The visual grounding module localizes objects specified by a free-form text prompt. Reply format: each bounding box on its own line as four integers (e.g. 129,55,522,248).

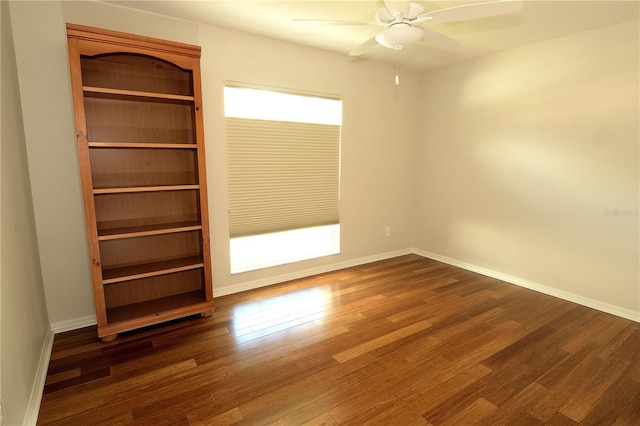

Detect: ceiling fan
294,0,523,56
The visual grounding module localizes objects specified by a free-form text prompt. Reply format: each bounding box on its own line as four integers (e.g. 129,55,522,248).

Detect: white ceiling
106,1,639,71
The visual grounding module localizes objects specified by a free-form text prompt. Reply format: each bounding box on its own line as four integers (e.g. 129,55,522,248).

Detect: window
224,82,342,273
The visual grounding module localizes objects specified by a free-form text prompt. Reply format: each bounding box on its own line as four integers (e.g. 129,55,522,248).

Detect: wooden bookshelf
67,24,214,342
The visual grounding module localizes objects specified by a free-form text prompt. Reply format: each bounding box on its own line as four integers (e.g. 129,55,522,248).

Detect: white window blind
225,83,342,238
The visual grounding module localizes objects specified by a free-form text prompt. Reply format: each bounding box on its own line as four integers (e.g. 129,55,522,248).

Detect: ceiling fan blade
384,0,411,17
418,0,523,25
421,28,460,50
293,19,379,26
349,37,379,56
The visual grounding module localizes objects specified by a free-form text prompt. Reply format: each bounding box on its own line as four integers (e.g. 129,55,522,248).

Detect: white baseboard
23,328,55,426
214,248,413,297
413,248,640,323
50,314,97,334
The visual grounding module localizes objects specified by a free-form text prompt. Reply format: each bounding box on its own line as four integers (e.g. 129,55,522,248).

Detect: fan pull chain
395,47,400,86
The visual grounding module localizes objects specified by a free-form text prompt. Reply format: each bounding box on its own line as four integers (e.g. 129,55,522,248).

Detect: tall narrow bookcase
66,24,214,342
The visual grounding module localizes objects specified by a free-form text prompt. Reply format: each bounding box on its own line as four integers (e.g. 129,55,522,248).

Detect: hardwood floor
38,255,640,425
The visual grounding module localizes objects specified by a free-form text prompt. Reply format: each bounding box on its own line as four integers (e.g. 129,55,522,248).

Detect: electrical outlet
385,227,391,237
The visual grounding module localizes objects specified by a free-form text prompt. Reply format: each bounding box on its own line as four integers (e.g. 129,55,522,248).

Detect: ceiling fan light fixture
375,25,423,50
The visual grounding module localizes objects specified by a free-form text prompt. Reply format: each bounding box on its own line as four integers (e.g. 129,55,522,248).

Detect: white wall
10,0,420,329
1,2,52,424
415,19,639,319
8,0,95,331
